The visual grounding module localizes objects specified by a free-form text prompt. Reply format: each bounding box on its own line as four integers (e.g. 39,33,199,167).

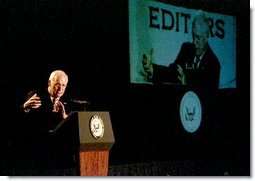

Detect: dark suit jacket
152,42,221,93
17,90,77,169
21,90,66,137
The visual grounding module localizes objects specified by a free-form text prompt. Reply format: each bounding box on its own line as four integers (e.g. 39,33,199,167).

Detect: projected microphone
70,99,90,105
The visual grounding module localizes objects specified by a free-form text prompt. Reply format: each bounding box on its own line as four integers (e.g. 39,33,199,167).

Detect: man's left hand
54,101,68,119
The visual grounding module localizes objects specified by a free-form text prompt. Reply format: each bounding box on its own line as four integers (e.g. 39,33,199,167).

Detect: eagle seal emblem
180,91,202,133
90,115,105,139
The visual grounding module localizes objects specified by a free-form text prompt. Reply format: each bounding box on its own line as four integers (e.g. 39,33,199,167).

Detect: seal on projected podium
180,91,202,133
90,115,105,139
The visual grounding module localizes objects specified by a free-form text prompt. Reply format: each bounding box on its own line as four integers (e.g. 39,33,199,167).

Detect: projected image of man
142,10,221,93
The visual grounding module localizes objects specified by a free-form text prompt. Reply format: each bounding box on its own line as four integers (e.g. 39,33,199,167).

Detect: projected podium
51,111,115,176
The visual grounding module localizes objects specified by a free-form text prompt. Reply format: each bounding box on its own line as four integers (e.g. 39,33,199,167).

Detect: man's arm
142,48,181,84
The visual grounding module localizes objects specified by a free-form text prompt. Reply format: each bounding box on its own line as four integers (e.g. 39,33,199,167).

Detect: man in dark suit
21,70,69,136
142,10,221,94
16,70,77,173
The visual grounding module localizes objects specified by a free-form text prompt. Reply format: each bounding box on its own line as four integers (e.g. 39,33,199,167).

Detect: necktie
194,56,201,70
52,98,59,112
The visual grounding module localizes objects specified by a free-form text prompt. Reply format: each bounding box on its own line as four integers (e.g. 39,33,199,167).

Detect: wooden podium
50,111,115,176
77,111,115,176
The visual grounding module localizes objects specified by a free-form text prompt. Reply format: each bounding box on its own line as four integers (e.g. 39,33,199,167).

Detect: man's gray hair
49,70,68,82
192,10,210,30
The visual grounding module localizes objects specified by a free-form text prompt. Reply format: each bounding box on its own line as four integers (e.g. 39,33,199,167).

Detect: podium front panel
78,111,115,151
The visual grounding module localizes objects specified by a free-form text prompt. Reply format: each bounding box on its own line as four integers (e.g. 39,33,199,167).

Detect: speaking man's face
192,23,209,56
48,75,68,99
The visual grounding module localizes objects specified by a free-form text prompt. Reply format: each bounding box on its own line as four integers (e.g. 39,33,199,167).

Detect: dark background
0,0,250,175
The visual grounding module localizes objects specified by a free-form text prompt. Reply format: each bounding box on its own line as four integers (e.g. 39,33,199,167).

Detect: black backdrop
0,0,250,172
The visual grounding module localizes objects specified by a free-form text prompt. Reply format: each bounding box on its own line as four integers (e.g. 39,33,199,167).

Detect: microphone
70,99,90,105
